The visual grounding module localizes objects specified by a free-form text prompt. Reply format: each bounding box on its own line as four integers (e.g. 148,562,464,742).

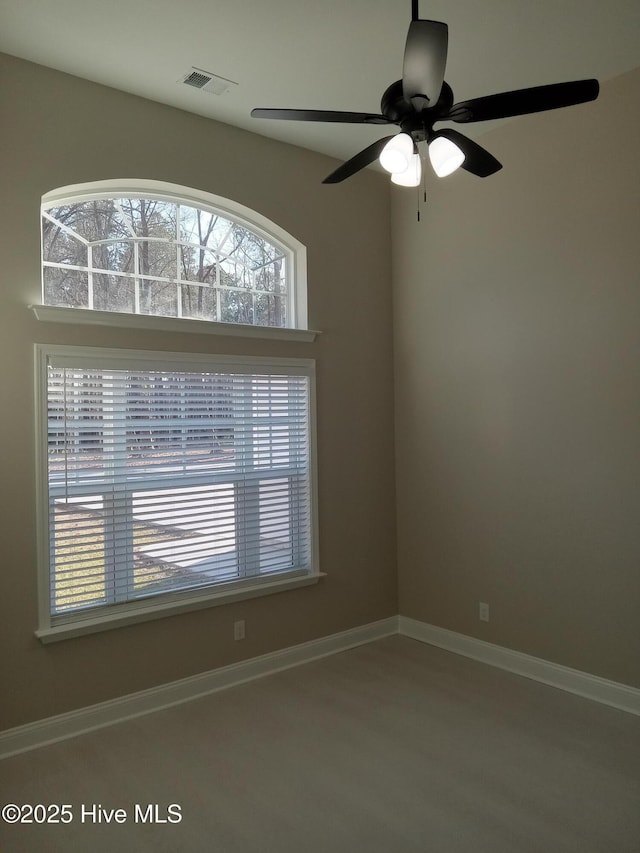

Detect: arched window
41,180,307,330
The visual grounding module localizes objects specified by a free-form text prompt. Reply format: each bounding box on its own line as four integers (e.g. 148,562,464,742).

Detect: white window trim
40,178,311,333
30,304,319,342
34,345,321,643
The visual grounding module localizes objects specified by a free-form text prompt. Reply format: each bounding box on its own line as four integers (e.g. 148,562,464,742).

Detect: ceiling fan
251,1,599,187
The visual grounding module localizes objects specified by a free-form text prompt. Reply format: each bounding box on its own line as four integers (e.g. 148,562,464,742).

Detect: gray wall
393,67,640,688
0,53,397,729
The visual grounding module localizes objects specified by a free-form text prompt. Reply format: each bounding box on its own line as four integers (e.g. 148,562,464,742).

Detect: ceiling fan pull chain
416,145,426,221
422,147,427,204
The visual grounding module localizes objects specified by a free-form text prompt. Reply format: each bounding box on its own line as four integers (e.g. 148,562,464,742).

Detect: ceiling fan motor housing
381,79,455,141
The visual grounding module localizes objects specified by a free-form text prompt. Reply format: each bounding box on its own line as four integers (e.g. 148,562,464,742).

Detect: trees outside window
43,195,290,328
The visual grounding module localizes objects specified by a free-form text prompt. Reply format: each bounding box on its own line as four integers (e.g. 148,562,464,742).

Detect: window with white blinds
35,346,317,633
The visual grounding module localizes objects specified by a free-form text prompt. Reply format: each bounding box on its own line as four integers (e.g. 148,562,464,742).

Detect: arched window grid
41,184,305,330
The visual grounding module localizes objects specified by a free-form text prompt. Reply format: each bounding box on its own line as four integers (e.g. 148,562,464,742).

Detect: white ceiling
2,0,640,166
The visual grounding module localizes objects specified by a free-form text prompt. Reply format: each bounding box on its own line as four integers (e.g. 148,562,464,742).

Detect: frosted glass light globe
379,133,414,174
429,136,465,177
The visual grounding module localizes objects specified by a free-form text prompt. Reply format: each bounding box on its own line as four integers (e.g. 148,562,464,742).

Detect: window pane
139,240,177,279
43,267,89,308
254,260,284,293
180,246,217,284
259,479,294,571
181,283,217,320
92,241,134,274
133,522,201,595
52,498,106,613
116,199,177,239
179,205,219,247
50,200,126,242
220,257,252,290
132,484,239,585
220,290,253,325
125,372,236,474
47,370,106,484
238,232,283,268
254,293,286,328
42,220,88,267
138,279,178,317
93,274,135,313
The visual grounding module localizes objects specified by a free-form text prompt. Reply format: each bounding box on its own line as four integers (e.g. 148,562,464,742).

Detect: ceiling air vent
179,68,237,96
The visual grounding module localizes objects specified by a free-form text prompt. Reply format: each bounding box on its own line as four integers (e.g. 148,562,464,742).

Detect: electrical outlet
233,619,245,641
479,602,490,623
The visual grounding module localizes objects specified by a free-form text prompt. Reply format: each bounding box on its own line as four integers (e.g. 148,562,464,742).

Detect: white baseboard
0,617,398,760
3,614,637,760
399,616,640,717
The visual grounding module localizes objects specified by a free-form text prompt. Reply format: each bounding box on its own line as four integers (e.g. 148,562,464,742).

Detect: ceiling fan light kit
391,152,422,187
379,133,414,174
251,1,599,193
428,135,465,177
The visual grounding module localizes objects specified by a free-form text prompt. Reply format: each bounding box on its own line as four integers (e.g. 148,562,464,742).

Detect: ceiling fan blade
434,129,502,177
251,108,391,125
446,79,599,123
402,20,448,108
323,136,395,184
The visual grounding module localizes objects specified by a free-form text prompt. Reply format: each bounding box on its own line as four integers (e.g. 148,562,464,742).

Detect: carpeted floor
1,635,639,852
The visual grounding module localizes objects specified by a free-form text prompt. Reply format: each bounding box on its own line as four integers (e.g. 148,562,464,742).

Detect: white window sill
30,305,320,343
36,572,325,644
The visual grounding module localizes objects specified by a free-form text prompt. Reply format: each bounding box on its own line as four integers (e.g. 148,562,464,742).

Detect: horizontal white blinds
46,355,312,617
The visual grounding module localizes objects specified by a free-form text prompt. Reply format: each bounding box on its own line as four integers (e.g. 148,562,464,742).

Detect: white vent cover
179,68,237,96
